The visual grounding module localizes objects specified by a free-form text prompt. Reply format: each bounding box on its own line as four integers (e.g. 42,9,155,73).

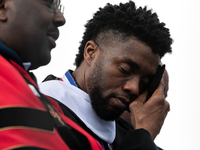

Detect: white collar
39,72,116,143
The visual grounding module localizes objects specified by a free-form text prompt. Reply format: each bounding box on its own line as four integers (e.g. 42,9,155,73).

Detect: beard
87,62,123,121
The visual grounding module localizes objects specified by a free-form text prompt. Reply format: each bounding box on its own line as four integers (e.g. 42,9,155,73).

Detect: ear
84,40,99,66
0,0,7,21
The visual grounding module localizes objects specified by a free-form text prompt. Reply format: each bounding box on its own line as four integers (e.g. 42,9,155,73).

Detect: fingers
163,69,169,97
165,99,170,113
129,77,165,111
128,76,170,140
132,71,166,106
131,90,148,104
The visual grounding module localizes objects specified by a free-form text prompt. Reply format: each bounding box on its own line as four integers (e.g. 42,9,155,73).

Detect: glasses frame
0,0,64,14
52,0,64,14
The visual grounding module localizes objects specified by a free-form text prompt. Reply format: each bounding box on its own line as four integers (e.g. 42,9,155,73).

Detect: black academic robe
43,75,159,150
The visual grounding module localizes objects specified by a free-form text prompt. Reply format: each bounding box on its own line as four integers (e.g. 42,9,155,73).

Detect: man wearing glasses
0,0,103,149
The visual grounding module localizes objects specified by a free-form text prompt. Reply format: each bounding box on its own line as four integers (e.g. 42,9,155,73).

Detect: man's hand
129,77,170,140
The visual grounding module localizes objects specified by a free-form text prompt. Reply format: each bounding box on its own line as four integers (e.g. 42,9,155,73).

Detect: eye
119,64,131,75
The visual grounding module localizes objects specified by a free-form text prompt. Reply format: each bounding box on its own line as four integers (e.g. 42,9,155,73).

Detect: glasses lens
56,0,60,8
53,0,64,14
58,5,64,14
52,0,57,11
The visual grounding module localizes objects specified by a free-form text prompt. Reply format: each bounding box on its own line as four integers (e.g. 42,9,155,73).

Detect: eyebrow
122,57,140,69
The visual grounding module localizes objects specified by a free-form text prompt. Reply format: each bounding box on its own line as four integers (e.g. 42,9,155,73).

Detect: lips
47,30,59,48
114,96,130,109
116,96,130,105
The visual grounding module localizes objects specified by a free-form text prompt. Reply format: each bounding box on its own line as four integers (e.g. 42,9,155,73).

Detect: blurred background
33,0,200,149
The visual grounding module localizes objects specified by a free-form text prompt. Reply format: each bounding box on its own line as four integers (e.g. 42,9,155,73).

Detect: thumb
129,91,147,111
135,90,148,103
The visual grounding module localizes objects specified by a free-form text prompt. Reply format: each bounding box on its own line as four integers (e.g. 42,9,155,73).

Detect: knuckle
129,100,139,107
164,100,170,111
154,94,165,105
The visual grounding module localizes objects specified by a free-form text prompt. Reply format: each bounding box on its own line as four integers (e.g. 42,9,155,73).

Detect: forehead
98,37,160,74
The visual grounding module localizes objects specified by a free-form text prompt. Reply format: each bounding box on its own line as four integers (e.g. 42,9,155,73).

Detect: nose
53,10,66,27
123,78,140,97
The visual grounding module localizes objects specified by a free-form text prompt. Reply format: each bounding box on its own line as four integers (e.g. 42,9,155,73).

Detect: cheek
100,76,125,98
100,67,127,91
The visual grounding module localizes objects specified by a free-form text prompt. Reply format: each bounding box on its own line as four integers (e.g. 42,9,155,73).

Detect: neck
72,67,88,93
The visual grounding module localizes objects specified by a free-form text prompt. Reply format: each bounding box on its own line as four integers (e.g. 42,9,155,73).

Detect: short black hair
75,1,173,67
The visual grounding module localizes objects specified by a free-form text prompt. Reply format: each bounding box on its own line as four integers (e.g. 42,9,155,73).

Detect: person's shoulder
0,55,45,108
0,55,18,78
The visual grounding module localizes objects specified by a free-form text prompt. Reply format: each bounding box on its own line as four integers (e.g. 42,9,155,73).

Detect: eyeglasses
50,0,65,14
57,4,64,14
0,0,64,14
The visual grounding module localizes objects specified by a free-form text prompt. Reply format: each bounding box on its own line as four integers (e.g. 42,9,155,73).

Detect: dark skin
73,37,170,140
120,69,169,124
120,69,170,139
0,0,65,70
